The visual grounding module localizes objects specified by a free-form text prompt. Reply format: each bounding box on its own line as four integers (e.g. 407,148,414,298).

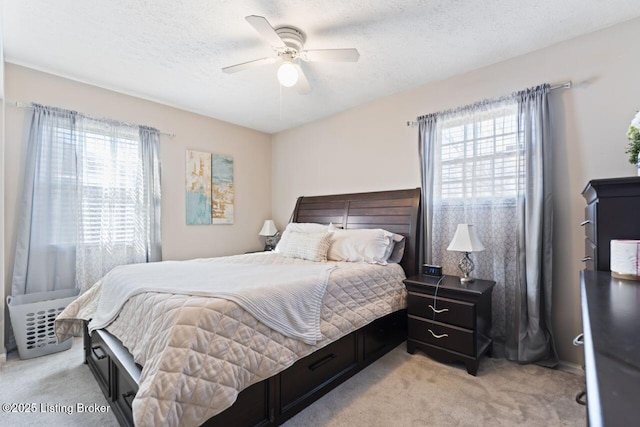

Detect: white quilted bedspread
55,252,407,427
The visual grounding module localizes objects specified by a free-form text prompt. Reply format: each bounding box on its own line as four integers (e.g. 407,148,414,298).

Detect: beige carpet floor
283,346,586,427
0,338,585,426
0,338,118,426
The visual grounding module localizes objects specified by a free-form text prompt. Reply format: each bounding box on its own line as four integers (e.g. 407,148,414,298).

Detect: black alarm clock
422,264,443,277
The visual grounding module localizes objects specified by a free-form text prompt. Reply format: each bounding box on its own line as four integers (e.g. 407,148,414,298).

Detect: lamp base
265,233,280,251
457,252,475,284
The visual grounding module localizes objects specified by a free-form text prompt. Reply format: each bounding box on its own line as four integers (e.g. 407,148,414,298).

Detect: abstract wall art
211,154,234,224
186,150,212,225
185,150,234,225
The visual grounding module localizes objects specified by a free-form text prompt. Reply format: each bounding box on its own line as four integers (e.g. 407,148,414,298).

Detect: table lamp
446,224,485,283
259,220,279,251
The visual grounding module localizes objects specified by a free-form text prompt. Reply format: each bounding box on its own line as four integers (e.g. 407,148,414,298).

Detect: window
44,122,142,247
430,101,522,347
78,124,142,245
419,84,556,362
13,104,161,294
436,104,523,202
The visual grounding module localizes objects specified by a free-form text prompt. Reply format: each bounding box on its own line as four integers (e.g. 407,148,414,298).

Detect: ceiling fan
222,15,360,94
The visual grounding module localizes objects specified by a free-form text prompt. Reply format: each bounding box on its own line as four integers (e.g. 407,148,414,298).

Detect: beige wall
272,17,640,365
3,64,272,347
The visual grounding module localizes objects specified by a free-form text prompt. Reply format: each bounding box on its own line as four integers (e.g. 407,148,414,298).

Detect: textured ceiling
3,1,640,134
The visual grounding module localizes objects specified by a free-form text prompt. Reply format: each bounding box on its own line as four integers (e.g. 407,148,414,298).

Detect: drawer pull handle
581,256,592,262
308,353,337,371
91,345,107,360
573,333,584,346
428,305,449,314
428,329,448,339
121,391,135,411
580,220,592,227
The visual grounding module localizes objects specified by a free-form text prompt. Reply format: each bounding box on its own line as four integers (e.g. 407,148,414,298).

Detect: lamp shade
259,220,278,236
446,224,485,253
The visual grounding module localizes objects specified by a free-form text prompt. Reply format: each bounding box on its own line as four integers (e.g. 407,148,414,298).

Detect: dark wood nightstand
404,274,495,375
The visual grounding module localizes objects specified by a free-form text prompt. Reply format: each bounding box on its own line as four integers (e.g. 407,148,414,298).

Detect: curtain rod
405,80,572,128
6,101,176,138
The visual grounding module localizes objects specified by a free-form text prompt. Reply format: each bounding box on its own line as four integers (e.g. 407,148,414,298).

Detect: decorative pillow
327,227,400,265
275,223,330,253
280,231,332,262
387,237,406,264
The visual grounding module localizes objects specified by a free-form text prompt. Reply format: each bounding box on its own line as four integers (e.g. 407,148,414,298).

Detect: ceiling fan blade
222,57,278,74
294,64,311,94
302,48,360,62
245,15,286,48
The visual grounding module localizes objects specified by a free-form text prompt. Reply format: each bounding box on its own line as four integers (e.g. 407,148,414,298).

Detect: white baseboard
557,360,584,376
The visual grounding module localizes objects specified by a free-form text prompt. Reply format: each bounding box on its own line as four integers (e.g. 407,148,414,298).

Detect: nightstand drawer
408,316,474,356
407,292,474,329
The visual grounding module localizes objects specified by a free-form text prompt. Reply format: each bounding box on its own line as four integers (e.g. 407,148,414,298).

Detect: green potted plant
626,111,640,175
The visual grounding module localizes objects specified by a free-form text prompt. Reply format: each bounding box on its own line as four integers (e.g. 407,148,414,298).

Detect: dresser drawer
87,331,110,397
407,292,474,329
280,332,357,408
583,203,597,243
584,239,596,271
408,316,474,356
114,365,138,423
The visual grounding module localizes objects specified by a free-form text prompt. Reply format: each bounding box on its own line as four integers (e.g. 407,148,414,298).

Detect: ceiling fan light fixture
277,61,299,87
223,16,359,94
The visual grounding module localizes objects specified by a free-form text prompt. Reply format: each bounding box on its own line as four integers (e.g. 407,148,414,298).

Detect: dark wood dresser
580,177,640,426
581,177,640,271
580,270,640,426
404,275,495,376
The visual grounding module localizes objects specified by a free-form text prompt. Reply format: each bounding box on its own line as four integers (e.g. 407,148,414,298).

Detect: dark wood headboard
291,188,421,277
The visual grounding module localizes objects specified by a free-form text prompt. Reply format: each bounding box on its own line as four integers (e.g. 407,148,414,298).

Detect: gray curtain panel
11,105,79,295
508,84,558,366
417,84,557,365
12,104,162,296
418,113,438,266
139,126,163,263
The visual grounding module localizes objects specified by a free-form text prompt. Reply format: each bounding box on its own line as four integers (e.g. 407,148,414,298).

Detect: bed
56,188,421,427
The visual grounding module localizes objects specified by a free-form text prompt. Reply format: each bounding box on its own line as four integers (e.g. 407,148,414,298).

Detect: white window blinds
437,104,523,201
77,124,141,245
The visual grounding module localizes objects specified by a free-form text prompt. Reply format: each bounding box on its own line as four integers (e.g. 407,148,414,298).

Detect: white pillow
275,223,330,253
279,231,332,262
327,227,400,265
